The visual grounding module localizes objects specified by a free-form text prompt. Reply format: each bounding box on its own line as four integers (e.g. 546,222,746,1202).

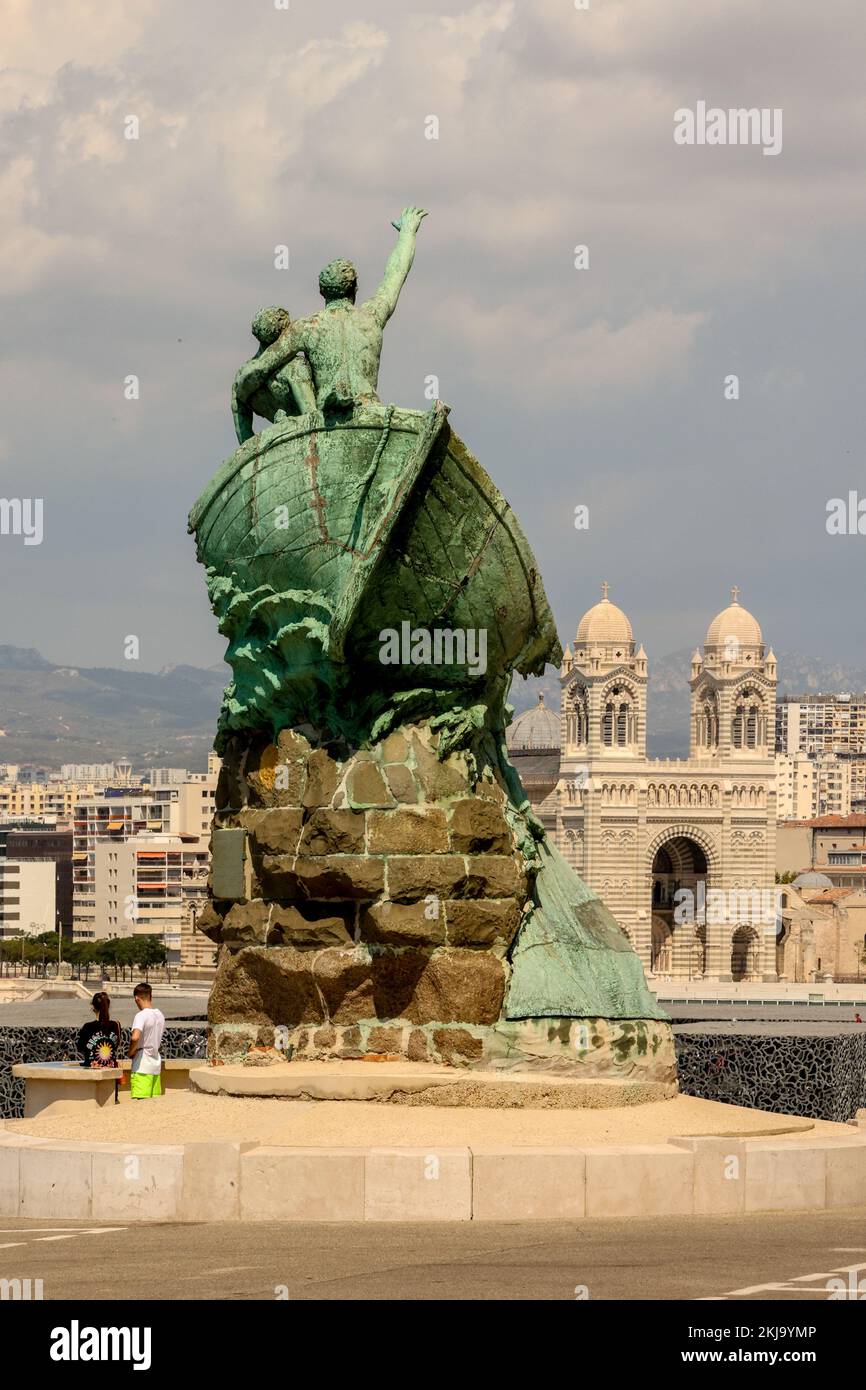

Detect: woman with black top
77,992,122,1068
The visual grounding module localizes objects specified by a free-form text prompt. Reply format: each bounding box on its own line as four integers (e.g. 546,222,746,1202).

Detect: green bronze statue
233,205,428,432
189,205,674,1082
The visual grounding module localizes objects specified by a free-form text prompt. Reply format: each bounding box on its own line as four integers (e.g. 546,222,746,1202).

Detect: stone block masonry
202,722,675,1082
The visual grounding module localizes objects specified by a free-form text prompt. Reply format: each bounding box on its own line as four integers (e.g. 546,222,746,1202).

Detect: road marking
0,1227,125,1235
33,1228,127,1241
708,1259,866,1300
0,1227,126,1248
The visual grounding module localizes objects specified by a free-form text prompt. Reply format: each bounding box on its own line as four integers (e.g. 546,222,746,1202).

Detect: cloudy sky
1,0,863,676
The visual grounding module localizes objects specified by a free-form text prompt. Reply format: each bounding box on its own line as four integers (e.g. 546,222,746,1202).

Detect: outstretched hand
394,206,428,235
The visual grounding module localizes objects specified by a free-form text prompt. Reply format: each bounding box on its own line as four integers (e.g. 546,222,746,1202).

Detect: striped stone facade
554,587,778,983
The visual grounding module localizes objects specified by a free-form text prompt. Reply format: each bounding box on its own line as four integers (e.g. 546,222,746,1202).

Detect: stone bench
12,1063,123,1118
13,1059,203,1117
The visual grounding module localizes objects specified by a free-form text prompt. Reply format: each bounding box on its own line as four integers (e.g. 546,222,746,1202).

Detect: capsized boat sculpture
189,398,669,1030
189,399,560,754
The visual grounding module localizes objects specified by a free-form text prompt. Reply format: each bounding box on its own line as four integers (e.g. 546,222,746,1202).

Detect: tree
134,935,165,978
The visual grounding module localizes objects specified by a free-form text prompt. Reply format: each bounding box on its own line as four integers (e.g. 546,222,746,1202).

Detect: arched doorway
651,836,708,978
731,925,759,982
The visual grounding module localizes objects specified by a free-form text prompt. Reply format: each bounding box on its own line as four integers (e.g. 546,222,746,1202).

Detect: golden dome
705,588,762,648
576,583,633,645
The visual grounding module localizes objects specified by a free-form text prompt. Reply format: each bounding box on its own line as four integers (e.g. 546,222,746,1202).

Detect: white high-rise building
776,753,816,820
94,834,210,963
73,761,219,942
0,859,56,939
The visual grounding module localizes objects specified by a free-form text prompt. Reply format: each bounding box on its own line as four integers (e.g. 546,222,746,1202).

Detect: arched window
602,704,614,746
566,686,588,747
734,687,765,750
602,684,635,747
697,693,719,748
616,703,628,745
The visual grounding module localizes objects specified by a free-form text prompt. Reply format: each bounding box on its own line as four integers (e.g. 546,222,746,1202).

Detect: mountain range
0,646,228,770
1,644,864,769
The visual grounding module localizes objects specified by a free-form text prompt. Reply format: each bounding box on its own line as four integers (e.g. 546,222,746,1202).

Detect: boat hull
189,403,562,744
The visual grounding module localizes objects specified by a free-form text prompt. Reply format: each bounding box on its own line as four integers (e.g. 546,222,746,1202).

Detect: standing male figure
128,982,166,1100
232,206,428,428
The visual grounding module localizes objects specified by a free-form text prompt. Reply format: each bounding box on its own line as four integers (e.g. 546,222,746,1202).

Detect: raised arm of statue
366,206,428,325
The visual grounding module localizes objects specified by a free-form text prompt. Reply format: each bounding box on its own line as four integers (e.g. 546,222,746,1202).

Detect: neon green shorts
130,1071,163,1099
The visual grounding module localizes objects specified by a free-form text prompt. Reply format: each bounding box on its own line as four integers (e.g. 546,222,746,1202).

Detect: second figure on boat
231,205,428,439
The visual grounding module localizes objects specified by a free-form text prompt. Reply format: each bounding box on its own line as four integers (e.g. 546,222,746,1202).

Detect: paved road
2,1209,865,1301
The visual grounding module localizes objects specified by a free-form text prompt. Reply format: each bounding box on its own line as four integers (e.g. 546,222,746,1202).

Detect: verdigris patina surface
189,206,673,1082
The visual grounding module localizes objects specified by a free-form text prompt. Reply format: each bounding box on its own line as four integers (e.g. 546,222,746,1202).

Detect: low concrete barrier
0,1121,864,1223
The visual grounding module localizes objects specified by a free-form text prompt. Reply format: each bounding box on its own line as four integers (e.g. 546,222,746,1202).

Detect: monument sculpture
189,207,675,1082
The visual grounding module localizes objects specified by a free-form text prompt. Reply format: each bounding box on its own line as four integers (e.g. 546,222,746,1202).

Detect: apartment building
4,827,73,935
0,858,57,939
73,788,178,940
73,764,218,944
0,781,96,820
61,760,133,783
776,693,866,755
776,753,815,820
94,833,210,963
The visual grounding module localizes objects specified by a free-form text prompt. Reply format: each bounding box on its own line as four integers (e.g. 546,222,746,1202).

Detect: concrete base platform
189,1060,676,1109
2,1109,864,1224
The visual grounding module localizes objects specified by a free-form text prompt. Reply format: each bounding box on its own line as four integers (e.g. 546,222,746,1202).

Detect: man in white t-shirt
128,983,166,1099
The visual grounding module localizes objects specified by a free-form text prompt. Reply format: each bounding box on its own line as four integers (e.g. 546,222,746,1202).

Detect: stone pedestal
199,722,675,1082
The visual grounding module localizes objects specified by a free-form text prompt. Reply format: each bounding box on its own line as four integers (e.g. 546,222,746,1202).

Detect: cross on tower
601,581,610,600
731,585,740,603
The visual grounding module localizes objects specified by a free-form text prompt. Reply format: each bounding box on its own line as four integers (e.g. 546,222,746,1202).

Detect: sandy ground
2,1090,853,1148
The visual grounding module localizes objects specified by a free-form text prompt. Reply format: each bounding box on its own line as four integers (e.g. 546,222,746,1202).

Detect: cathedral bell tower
690,587,777,759
560,582,647,759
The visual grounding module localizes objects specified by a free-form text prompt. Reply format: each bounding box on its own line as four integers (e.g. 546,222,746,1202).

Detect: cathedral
508,586,779,983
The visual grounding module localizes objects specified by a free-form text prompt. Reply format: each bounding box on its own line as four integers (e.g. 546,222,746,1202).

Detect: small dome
576,583,633,646
706,588,762,648
507,693,560,750
792,871,834,891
